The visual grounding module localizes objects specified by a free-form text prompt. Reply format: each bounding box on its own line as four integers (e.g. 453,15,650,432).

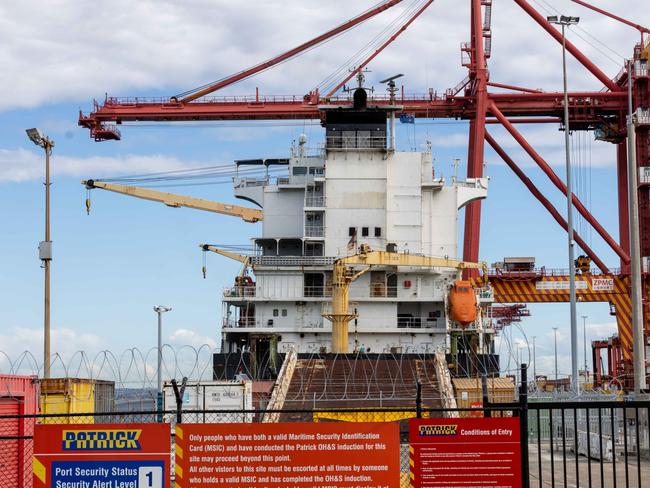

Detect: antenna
379,73,404,85
380,74,404,151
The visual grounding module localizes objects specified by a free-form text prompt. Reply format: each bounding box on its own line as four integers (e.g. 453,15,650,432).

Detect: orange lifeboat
448,280,477,326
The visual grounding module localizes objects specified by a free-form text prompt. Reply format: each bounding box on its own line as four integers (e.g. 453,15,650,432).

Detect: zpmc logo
62,429,142,450
418,424,458,436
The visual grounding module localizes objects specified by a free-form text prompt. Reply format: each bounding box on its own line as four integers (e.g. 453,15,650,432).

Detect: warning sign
409,417,521,488
33,423,171,487
175,422,400,488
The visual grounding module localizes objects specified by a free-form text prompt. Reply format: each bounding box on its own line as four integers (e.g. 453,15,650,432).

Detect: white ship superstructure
221,89,491,367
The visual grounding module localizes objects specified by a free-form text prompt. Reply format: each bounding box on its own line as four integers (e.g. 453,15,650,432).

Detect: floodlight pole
27,129,55,380
43,141,52,379
582,315,588,376
549,15,580,393
532,336,537,382
627,59,646,395
154,305,171,420
553,327,559,382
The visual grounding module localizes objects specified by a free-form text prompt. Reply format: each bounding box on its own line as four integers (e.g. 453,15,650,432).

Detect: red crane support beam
513,0,620,92
177,0,405,103
570,0,650,35
325,0,435,98
463,0,490,272
79,91,626,127
487,82,542,94
489,101,632,265
485,131,609,273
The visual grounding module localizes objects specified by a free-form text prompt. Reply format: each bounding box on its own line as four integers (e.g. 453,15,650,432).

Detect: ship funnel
353,88,367,109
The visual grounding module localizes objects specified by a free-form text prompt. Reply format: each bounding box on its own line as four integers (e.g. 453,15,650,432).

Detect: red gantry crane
79,0,650,388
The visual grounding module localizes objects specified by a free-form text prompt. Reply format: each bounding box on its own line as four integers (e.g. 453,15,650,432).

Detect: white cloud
0,0,647,113
0,148,193,183
0,326,103,376
587,321,618,338
0,326,217,383
168,328,218,350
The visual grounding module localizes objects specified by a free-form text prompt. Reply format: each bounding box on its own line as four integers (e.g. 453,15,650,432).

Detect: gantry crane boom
83,180,263,223
323,246,487,353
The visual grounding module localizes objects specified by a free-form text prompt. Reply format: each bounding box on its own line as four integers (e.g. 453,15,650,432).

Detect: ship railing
397,316,445,329
487,267,622,278
234,177,268,188
223,286,257,298
474,286,494,299
305,225,324,237
222,316,444,329
303,286,333,298
222,317,257,328
251,256,335,266
105,92,448,106
369,286,399,298
304,196,326,207
325,135,387,151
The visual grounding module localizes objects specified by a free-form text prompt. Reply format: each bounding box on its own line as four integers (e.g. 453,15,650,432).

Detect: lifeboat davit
448,280,477,326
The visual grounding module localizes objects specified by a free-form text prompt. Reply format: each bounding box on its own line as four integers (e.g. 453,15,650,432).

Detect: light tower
26,128,54,379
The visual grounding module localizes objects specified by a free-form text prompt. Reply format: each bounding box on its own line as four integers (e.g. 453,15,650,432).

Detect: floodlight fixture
547,15,579,25
26,128,44,147
154,305,172,313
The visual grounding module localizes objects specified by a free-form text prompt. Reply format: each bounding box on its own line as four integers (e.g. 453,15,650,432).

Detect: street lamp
553,327,559,382
154,305,172,418
26,128,54,379
547,14,580,393
532,336,537,383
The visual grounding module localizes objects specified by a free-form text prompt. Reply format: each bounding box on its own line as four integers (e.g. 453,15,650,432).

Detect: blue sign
52,460,164,487
400,113,415,124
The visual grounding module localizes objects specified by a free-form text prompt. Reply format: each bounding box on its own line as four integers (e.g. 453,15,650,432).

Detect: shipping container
40,378,115,424
163,380,253,423
0,375,39,488
452,377,516,418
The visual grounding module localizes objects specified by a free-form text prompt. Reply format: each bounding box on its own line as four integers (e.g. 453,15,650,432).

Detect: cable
531,0,625,64
317,1,421,91
317,0,427,95
175,0,401,100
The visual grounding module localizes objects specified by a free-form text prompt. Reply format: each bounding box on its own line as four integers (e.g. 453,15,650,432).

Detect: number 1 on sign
138,466,162,487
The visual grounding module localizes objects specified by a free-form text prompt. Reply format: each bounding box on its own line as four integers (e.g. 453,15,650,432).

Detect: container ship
211,84,500,400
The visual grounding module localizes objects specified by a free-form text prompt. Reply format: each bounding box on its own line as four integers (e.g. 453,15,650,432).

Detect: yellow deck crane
200,244,252,280
323,245,487,353
83,180,263,223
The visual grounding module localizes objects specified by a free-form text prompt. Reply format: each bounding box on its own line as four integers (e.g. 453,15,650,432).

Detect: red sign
409,417,521,488
33,423,171,487
175,422,400,488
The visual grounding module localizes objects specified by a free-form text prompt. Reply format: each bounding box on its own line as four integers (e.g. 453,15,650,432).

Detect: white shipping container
643,256,650,274
162,380,253,423
640,167,650,185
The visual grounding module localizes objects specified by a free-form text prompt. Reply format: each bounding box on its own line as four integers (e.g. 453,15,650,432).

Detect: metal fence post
481,373,491,418
416,380,422,418
171,377,188,424
519,363,530,488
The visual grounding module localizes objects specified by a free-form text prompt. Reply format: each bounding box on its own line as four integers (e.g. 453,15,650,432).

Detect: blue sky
0,0,648,381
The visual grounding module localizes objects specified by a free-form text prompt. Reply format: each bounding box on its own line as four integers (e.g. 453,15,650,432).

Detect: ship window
282,309,288,317
362,227,369,237
348,227,356,237
293,166,307,175
374,227,382,237
273,309,279,317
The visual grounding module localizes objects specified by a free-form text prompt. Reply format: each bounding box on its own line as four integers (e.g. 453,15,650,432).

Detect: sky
0,0,648,383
